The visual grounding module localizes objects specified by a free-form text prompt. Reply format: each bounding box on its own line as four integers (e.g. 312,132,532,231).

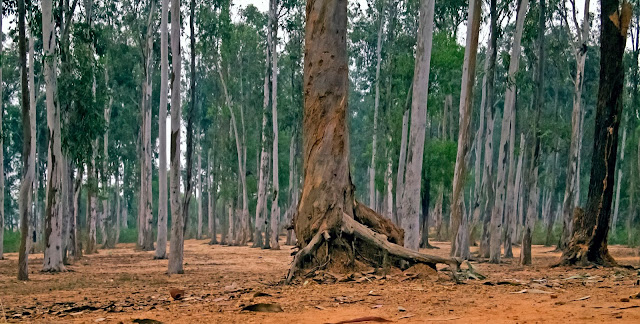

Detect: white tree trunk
155,0,169,259
370,6,385,208
42,0,65,271
27,31,37,252
269,0,281,250
0,0,4,260
612,124,627,233
395,108,409,226
401,0,435,250
168,0,184,274
559,0,590,250
450,0,481,259
512,134,525,240
489,0,528,263
140,0,155,251
196,143,203,239
101,70,112,247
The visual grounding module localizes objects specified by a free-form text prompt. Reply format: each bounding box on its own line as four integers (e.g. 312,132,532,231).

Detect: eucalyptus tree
0,0,5,261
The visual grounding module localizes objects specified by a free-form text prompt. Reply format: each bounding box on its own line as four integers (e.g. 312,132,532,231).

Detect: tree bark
197,142,203,239
450,0,481,259
370,2,386,208
0,0,4,261
208,150,218,244
155,0,169,259
401,0,435,251
479,0,498,259
269,0,281,250
489,0,528,263
559,0,631,266
559,0,591,251
18,0,33,279
168,0,184,274
41,0,66,272
611,124,627,234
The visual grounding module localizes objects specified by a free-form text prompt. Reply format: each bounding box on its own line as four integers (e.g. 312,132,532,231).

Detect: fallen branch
286,228,329,284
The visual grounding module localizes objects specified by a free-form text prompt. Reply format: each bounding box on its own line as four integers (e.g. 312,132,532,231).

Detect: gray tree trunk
450,0,481,259
197,142,203,239
168,0,184,274
370,4,385,208
490,0,528,263
401,0,435,250
42,0,65,272
611,124,627,233
155,0,169,259
0,0,4,260
269,0,281,250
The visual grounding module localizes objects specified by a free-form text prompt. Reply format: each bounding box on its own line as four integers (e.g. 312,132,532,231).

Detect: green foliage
118,228,138,244
2,230,21,254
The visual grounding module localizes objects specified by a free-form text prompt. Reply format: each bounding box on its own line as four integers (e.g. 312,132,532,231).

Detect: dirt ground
1,238,640,324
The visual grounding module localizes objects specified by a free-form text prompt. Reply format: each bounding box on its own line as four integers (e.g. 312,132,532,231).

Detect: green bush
118,228,138,244
2,230,21,253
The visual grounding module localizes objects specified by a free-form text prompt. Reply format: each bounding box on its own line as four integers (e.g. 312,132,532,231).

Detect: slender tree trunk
370,4,385,208
208,150,218,244
102,70,112,248
560,0,591,251
27,32,37,253
611,124,626,234
181,0,196,248
197,143,203,239
155,0,169,259
489,0,528,263
479,0,498,259
401,0,435,250
17,0,33,279
254,42,271,248
560,0,631,266
450,0,481,259
168,0,184,274
269,0,281,250
88,141,98,254
395,104,409,226
0,0,4,261
114,166,120,245
72,166,83,258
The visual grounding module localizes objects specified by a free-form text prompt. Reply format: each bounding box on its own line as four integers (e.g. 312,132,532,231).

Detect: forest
1,0,640,322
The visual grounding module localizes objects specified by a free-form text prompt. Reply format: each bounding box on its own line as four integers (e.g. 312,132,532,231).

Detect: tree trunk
208,150,218,244
395,105,409,226
289,0,457,282
611,123,626,234
254,47,270,248
269,0,281,250
286,132,297,245
479,0,498,259
17,0,33,279
559,0,591,251
101,69,112,248
41,0,66,273
0,0,4,261
197,143,203,239
72,166,83,258
87,141,98,255
559,0,631,266
450,0,481,259
155,0,169,259
370,3,385,208
27,32,37,253
489,0,528,263
401,0,435,251
168,0,184,274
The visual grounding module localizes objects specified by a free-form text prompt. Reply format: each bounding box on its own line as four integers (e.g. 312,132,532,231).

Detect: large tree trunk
489,0,528,263
41,0,66,273
450,0,480,259
17,0,33,279
254,42,271,248
269,0,281,250
559,0,631,266
401,0,435,251
478,0,498,259
155,0,169,259
168,0,184,274
289,0,457,282
559,0,591,251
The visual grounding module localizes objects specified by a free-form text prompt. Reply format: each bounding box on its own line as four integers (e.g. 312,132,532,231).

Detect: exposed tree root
286,214,460,284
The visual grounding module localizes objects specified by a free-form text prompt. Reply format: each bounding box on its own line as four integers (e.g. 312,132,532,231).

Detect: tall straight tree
168,0,184,274
269,0,281,250
139,0,156,251
401,0,435,250
369,0,386,208
478,0,498,258
253,49,270,248
489,0,528,263
450,0,481,259
42,0,66,272
155,0,170,259
182,0,196,248
0,0,4,261
522,0,545,264
560,0,632,266
559,0,592,250
17,0,32,280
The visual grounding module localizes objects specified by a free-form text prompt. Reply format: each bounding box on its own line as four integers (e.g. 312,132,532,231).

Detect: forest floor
1,238,640,323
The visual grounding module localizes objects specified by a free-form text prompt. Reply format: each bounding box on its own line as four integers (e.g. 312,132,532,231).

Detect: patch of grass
118,228,138,244
2,230,21,253
608,227,640,246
